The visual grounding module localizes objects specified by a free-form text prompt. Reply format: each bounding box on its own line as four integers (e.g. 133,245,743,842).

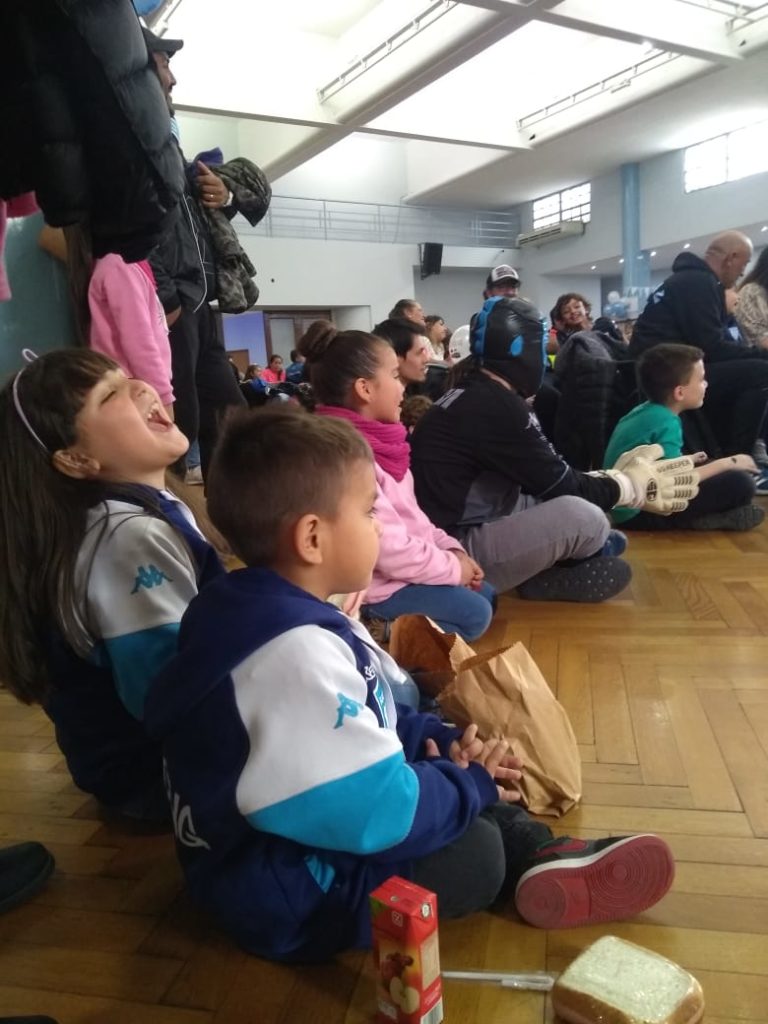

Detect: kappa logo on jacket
170,795,211,850
131,563,172,594
164,764,210,850
334,693,364,729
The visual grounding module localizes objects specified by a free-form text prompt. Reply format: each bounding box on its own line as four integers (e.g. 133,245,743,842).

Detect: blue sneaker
754,469,768,496
602,529,628,557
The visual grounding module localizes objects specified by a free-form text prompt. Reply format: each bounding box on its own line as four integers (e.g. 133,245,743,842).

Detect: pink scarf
316,404,410,482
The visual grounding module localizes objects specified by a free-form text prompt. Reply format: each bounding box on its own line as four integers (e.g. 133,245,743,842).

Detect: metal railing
236,195,520,248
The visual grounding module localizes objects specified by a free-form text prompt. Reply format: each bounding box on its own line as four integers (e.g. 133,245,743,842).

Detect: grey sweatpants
464,494,611,593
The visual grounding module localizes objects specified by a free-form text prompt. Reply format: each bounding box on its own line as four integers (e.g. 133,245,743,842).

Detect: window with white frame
532,182,591,230
684,120,768,193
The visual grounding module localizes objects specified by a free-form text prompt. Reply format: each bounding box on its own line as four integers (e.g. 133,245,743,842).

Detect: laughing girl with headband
0,349,222,819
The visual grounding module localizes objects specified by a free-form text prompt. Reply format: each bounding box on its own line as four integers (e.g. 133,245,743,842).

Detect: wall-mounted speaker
420,242,443,280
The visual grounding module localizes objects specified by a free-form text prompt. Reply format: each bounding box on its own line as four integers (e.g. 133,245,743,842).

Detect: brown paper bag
389,616,581,817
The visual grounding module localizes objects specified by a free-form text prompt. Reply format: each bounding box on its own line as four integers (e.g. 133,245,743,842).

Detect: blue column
621,163,650,303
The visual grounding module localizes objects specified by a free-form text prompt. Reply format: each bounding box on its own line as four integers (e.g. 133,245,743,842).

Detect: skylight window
533,183,591,229
684,121,768,193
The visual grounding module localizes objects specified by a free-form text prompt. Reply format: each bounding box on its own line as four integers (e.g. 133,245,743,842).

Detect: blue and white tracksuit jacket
45,489,223,805
144,568,499,962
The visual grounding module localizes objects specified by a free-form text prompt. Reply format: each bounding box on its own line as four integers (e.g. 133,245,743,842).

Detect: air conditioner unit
517,221,585,248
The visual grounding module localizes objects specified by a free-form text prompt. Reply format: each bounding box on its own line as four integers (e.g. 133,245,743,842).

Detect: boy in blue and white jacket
145,406,675,963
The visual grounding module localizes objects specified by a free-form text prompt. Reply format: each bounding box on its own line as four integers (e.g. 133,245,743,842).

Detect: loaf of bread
552,935,705,1024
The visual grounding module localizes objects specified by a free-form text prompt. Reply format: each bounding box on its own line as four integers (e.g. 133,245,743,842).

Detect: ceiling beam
213,3,549,182
359,125,528,151
321,0,561,124
175,105,530,153
458,0,743,64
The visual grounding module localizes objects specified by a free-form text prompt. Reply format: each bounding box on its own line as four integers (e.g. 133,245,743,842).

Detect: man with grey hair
631,230,768,460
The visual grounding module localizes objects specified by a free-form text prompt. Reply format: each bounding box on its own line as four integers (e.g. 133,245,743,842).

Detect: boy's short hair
400,394,432,430
373,318,425,358
637,343,704,405
206,406,372,567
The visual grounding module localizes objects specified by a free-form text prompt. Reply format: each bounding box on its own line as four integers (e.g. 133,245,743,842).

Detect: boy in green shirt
604,343,762,530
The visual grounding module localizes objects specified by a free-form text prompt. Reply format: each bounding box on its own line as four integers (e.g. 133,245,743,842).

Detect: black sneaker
0,842,55,914
690,505,765,531
517,556,631,603
514,834,674,929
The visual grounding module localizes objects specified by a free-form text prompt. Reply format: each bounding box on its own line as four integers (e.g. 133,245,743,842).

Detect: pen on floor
442,970,556,991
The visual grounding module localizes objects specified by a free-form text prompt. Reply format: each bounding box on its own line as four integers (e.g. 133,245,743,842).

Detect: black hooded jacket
0,0,184,261
630,252,765,363
410,371,620,537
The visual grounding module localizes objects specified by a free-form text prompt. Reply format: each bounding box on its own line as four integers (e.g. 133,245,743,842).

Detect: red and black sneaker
514,834,674,930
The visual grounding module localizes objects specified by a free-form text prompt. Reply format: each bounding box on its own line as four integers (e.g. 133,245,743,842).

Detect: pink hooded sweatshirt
89,253,174,406
368,461,464,603
315,404,465,603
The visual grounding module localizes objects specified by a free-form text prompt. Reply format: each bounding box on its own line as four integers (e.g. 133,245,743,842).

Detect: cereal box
370,876,443,1024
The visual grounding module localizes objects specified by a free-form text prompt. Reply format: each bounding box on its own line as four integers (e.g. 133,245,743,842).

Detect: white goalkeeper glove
590,444,700,514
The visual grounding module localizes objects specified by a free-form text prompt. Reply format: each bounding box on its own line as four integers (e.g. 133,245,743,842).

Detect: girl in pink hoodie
40,225,174,417
87,253,174,414
301,323,495,642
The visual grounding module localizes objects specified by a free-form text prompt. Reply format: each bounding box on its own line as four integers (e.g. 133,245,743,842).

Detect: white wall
175,112,240,163
518,170,623,268
238,236,414,325
640,152,768,250
271,136,409,204
512,156,768,312
333,306,373,330
413,268,484,329
228,143,768,324
237,236,520,326
514,154,768,287
515,170,622,312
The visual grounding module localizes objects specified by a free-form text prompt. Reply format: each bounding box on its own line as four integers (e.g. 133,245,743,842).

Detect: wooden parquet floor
2,516,768,1023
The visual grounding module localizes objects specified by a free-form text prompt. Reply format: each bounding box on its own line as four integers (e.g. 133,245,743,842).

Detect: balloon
449,324,470,362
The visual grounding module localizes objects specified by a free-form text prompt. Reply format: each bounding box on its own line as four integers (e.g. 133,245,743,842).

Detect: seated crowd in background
630,230,768,467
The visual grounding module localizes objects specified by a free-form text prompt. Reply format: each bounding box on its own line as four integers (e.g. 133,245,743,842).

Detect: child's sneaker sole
517,556,631,603
514,834,674,929
690,504,765,531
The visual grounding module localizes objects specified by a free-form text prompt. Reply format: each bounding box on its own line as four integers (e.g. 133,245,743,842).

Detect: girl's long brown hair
0,350,162,703
63,224,94,347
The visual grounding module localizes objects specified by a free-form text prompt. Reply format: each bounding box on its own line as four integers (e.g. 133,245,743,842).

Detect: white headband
11,350,48,452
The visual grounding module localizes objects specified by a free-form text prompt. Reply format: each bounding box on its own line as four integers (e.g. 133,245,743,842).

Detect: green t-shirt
603,401,683,523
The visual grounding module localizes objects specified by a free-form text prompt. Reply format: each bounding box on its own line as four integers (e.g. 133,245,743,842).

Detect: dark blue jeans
363,581,495,641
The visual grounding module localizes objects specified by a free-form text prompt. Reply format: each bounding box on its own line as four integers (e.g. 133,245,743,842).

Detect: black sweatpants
704,359,768,455
411,803,552,917
625,469,756,530
169,302,245,477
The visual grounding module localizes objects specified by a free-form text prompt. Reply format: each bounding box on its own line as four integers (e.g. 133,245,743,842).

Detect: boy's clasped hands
424,724,524,803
